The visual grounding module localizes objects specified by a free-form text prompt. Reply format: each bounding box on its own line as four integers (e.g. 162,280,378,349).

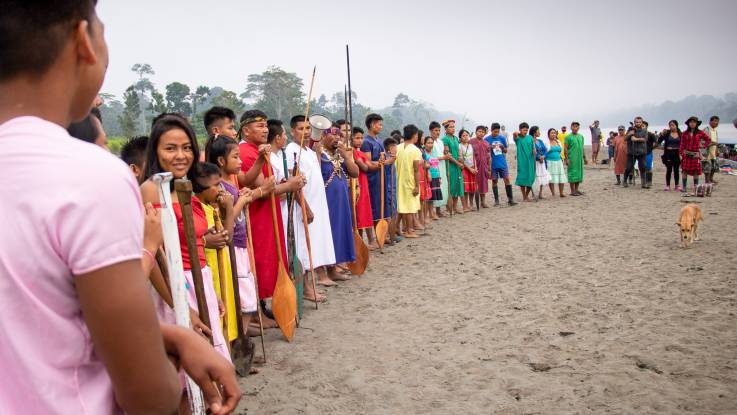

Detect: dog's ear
675,222,681,226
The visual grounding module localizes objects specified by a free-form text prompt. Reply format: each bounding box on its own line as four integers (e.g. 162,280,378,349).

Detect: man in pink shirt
0,1,239,414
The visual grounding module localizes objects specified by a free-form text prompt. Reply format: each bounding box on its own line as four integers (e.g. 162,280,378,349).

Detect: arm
77,261,181,414
339,143,360,178
412,159,421,196
354,154,370,172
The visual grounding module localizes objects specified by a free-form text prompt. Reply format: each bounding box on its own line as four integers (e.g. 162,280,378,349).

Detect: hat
685,116,702,127
442,119,455,127
617,125,626,130
322,126,341,137
241,114,267,125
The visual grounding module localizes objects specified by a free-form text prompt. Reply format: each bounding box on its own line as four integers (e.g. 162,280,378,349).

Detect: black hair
267,119,284,144
429,121,441,131
0,0,98,80
571,121,580,127
240,109,267,125
390,130,402,139
205,134,238,168
121,135,149,167
290,115,306,129
335,119,348,127
352,126,365,135
634,116,643,121
710,115,720,122
90,106,102,122
643,121,649,127
529,126,540,137
547,128,558,139
459,129,470,139
67,113,100,143
365,113,383,129
204,106,236,132
668,119,681,134
403,124,419,141
415,129,424,149
383,137,398,148
475,125,487,133
423,135,435,145
491,122,501,130
192,162,221,194
143,113,201,182
519,122,529,130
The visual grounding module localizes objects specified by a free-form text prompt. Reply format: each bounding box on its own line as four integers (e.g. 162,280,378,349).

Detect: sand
237,149,737,414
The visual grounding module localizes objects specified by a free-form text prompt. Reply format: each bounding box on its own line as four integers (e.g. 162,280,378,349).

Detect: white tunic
285,142,336,270
269,150,289,250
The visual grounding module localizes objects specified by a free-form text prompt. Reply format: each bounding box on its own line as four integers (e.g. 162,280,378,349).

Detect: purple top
220,179,247,248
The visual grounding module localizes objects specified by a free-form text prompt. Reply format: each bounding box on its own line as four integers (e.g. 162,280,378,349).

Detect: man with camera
623,116,649,188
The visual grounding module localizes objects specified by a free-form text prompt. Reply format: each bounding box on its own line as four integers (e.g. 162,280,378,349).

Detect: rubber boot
492,186,500,206
645,171,653,189
505,184,517,206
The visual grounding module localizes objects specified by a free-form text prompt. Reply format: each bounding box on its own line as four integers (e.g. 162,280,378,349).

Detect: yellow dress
395,142,422,214
558,132,569,159
203,204,238,342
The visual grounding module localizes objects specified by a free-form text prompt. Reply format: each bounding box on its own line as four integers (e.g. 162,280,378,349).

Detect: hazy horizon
98,0,737,123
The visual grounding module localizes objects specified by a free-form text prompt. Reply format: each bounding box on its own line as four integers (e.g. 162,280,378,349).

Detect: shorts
702,159,719,174
608,146,615,159
234,246,258,313
491,166,509,180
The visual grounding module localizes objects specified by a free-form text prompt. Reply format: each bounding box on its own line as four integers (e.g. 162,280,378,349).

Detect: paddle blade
271,264,297,342
348,232,369,275
375,219,388,248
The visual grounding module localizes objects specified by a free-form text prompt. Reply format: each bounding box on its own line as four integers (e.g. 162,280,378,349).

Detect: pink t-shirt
0,117,144,414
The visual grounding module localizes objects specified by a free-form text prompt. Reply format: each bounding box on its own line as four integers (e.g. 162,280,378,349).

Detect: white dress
269,150,289,250
285,142,336,270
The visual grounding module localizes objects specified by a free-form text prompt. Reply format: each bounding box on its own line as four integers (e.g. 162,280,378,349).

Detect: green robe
566,133,585,183
442,134,465,197
514,135,535,187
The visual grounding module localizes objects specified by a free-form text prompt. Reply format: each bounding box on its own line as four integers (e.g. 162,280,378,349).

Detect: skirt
462,169,477,193
429,177,442,201
419,171,432,201
184,267,231,362
533,160,551,187
234,246,258,313
547,159,567,184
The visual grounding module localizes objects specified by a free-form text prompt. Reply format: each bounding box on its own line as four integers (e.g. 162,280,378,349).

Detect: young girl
414,130,428,230
531,126,552,200
205,135,261,336
417,133,433,224
546,128,567,197
680,116,710,196
140,114,233,361
658,120,682,191
424,136,442,220
352,128,377,247
458,129,477,212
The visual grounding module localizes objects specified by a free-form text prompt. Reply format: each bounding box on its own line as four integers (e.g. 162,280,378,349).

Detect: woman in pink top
0,2,239,414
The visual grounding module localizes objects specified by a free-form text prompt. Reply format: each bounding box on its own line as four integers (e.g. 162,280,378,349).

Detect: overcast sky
98,0,737,123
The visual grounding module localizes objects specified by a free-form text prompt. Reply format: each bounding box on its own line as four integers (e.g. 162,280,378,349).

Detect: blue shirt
534,139,547,162
485,135,508,170
360,134,391,220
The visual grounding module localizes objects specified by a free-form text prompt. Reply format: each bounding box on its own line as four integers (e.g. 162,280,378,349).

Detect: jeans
625,154,647,184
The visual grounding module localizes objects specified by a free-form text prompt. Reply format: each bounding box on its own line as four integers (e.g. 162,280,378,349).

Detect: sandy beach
238,148,737,414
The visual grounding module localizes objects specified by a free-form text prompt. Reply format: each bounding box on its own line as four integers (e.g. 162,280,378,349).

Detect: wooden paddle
243,208,266,363
375,152,389,251
153,173,207,414
211,208,230,353
264,156,297,342
225,231,254,377
174,180,212,337
343,83,368,275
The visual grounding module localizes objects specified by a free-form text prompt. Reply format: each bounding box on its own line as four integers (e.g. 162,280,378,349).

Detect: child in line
352,128,377,247
423,136,443,219
458,129,477,211
395,125,423,238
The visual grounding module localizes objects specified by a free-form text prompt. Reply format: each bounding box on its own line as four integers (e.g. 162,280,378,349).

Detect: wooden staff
225,231,255,376
288,66,319,310
344,84,368,275
211,208,230,353
153,173,206,414
244,208,266,362
174,180,212,336
375,152,389,250
264,156,297,342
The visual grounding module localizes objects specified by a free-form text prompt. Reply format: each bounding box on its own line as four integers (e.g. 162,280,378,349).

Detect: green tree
393,93,410,108
211,90,245,115
165,82,192,116
119,85,141,137
191,85,211,118
131,63,156,131
242,66,304,121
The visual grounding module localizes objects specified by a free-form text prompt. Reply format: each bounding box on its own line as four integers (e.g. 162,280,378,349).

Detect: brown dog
677,204,703,248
